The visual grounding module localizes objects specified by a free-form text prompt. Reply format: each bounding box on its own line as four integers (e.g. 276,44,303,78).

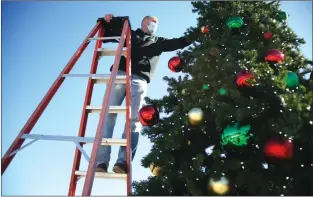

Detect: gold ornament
208,177,229,195
188,108,204,125
200,26,209,33
149,163,161,176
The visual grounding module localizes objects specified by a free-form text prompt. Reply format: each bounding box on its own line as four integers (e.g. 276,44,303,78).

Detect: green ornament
226,17,244,29
221,123,252,146
202,84,209,90
219,88,227,95
285,71,299,88
184,117,189,125
277,11,288,21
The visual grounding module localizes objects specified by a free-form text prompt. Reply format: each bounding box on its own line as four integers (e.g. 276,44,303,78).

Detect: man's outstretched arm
157,36,192,52
134,36,192,57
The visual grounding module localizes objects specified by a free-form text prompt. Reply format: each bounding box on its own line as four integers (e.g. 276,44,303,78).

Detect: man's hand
104,14,114,23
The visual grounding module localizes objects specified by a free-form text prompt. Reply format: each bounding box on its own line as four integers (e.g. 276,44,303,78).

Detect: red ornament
200,26,209,33
168,56,184,72
209,48,220,56
138,105,159,126
263,32,272,40
265,49,285,63
236,70,256,87
264,139,293,159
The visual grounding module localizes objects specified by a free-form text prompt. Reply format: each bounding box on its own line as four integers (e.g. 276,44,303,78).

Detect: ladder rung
92,75,126,84
21,134,127,146
63,74,127,84
88,36,121,41
75,171,127,179
86,106,126,113
98,48,127,56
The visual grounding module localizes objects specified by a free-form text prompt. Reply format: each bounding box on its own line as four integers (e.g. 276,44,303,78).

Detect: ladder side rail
125,25,132,196
68,25,105,196
81,19,130,196
1,21,103,175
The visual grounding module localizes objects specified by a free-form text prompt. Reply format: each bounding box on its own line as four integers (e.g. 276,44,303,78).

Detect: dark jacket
105,28,191,83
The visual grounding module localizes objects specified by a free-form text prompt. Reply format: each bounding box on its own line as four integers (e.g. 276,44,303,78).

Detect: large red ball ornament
168,56,184,72
236,70,256,87
263,32,272,40
139,105,159,126
264,139,293,159
265,49,285,63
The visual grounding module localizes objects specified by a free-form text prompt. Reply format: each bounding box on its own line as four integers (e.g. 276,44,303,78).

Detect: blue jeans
96,71,148,166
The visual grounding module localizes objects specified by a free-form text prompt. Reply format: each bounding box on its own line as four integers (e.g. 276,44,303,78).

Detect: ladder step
92,75,126,84
75,171,127,179
63,74,127,84
21,134,127,146
88,36,121,41
86,106,126,113
97,48,126,56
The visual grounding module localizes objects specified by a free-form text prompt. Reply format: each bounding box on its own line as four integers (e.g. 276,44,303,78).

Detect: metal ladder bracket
74,141,90,162
9,139,39,157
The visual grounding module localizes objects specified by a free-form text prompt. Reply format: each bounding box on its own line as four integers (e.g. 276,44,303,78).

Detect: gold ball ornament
182,89,187,95
208,177,230,195
149,163,161,176
188,108,204,125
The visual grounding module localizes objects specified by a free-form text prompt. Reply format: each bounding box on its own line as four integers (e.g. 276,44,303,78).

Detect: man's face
141,16,158,35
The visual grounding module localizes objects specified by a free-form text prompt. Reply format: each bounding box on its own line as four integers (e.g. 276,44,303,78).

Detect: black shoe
95,163,108,173
113,162,127,174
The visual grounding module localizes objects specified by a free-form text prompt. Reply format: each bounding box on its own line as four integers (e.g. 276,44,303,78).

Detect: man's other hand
104,14,114,23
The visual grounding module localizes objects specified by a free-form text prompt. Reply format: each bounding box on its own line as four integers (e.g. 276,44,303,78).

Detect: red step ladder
1,16,133,196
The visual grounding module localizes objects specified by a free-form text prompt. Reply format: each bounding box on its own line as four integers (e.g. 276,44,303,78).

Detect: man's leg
96,72,126,172
113,75,148,173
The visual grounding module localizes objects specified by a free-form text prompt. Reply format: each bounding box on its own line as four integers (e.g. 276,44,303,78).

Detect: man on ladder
96,14,193,174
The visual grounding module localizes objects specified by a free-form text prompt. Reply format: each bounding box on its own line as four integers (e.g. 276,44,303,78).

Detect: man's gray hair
142,16,158,23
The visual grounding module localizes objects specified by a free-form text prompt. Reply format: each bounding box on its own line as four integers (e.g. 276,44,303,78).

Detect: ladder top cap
97,16,129,22
97,16,131,29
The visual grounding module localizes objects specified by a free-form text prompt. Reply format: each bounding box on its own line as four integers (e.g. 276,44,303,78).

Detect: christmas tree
133,1,313,196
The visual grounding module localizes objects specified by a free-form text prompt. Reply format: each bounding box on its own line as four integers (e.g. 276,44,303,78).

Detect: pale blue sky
2,1,312,196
